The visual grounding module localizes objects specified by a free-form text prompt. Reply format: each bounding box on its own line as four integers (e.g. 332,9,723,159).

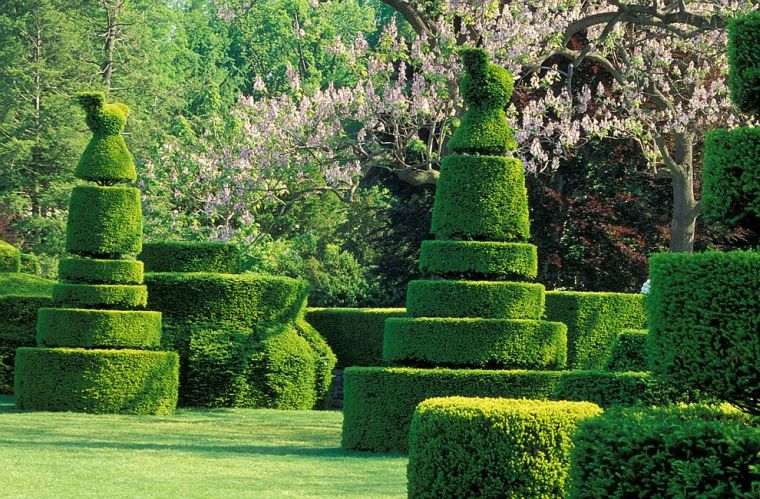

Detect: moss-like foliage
76,92,136,183
728,11,760,116
419,240,538,279
140,241,241,273
606,329,648,372
408,397,602,499
36,308,161,349
0,240,21,273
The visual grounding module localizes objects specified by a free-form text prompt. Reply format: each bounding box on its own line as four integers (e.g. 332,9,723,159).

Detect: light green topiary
0,240,21,273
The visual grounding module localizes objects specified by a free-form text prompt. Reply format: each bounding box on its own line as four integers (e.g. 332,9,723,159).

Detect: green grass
0,396,406,498
0,273,55,297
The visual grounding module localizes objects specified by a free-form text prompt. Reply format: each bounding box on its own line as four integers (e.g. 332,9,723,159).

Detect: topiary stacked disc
14,92,178,415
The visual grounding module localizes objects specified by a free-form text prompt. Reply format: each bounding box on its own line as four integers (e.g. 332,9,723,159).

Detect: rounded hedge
409,397,602,499
59,257,143,284
52,283,147,309
431,155,530,242
648,251,760,414
66,186,142,257
295,318,337,409
383,317,567,369
606,329,648,372
0,240,21,273
419,240,538,279
569,405,760,498
406,280,544,319
145,272,308,325
702,128,760,226
19,253,41,275
14,347,178,414
140,241,240,273
36,308,161,348
728,11,760,116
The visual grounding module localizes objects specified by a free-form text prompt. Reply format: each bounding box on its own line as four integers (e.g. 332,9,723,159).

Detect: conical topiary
14,92,179,415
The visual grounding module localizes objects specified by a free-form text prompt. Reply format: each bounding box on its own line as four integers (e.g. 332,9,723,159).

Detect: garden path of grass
0,396,406,498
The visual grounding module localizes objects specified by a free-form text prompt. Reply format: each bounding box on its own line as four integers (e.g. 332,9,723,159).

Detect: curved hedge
418,240,538,279
383,317,566,369
648,251,760,414
342,366,686,452
52,283,147,309
66,186,142,257
569,405,760,498
702,128,760,225
140,241,240,273
406,280,544,319
14,347,178,414
294,319,336,408
305,308,406,367
728,11,760,116
606,329,648,372
0,240,21,273
145,272,308,325
59,257,143,284
431,155,530,242
36,308,161,348
409,397,602,499
544,291,646,370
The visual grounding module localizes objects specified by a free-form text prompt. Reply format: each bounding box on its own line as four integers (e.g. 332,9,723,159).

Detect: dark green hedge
66,186,142,257
409,397,602,499
406,280,544,319
305,308,406,367
383,317,566,369
342,367,685,452
569,405,760,498
431,155,530,242
728,11,760,116
59,257,144,285
544,291,646,370
36,308,161,349
140,241,240,273
0,295,53,346
19,253,40,275
295,318,336,408
648,251,760,414
606,329,648,372
702,128,760,226
418,240,538,279
0,347,13,394
52,283,147,309
0,240,20,273
14,347,178,414
145,272,308,326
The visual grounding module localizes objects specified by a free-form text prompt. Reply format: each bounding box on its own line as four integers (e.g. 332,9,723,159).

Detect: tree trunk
669,133,698,252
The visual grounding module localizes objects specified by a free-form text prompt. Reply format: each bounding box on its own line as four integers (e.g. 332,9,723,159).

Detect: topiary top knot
728,11,760,116
75,92,136,183
460,48,514,109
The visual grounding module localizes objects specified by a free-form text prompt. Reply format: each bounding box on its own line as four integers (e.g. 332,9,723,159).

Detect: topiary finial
727,11,760,116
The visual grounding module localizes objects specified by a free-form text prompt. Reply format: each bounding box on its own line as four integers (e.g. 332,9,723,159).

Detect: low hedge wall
544,291,646,370
305,308,406,367
342,366,685,452
408,397,602,498
140,241,240,273
606,329,648,372
569,405,760,498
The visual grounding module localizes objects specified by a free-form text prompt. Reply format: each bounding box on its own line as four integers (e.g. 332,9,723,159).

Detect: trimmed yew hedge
52,283,147,309
544,291,646,370
0,294,53,393
59,257,144,284
36,308,161,348
0,240,21,272
569,405,760,498
606,329,648,372
728,10,760,115
383,317,566,369
409,397,602,499
14,347,178,414
418,240,538,279
140,241,240,273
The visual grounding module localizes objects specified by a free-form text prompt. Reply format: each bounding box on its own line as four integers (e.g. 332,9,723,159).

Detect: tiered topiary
14,92,178,414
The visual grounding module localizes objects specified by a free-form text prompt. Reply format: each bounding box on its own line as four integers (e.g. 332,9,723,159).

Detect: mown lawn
0,396,406,498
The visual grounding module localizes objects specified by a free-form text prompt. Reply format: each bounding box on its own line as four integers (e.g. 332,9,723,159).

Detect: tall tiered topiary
14,92,179,414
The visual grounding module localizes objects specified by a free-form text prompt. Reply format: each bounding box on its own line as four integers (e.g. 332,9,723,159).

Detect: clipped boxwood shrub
406,280,544,319
140,241,240,273
383,317,567,369
145,272,308,326
342,367,683,452
728,11,760,116
606,329,648,372
19,253,41,275
14,347,178,415
59,257,143,284
52,283,147,309
295,318,336,408
0,347,14,394
648,251,760,414
569,405,760,498
431,155,530,242
305,308,406,367
702,128,760,226
409,397,602,499
544,291,646,370
419,240,538,279
0,240,21,273
36,308,161,348
66,185,142,257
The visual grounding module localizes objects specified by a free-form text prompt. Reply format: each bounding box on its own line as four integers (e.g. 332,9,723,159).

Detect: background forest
1,0,756,307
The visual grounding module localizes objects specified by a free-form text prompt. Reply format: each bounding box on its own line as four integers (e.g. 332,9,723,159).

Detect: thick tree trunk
668,133,698,252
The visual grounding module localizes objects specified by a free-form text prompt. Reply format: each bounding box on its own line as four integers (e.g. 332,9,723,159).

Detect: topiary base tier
341,366,685,453
14,347,179,415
